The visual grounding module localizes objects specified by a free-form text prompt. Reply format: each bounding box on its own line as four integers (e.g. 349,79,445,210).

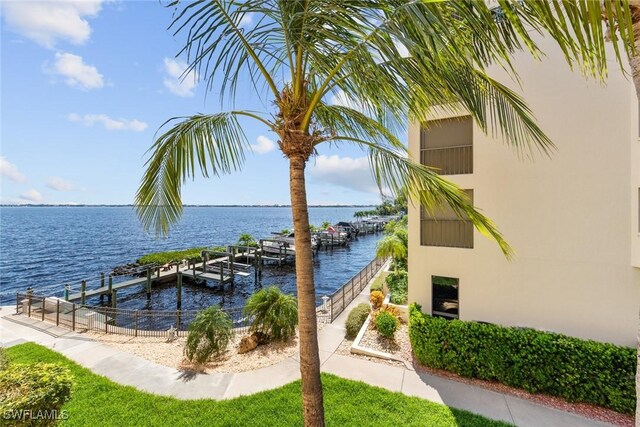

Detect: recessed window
421,116,473,175
432,276,459,319
421,189,474,248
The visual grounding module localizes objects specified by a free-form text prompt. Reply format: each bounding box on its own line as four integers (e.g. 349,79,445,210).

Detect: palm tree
135,2,634,425
376,229,408,271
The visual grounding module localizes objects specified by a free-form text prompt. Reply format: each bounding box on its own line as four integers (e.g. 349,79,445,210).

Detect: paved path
0,285,613,426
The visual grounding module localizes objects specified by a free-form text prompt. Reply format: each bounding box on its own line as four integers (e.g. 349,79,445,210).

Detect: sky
0,0,400,206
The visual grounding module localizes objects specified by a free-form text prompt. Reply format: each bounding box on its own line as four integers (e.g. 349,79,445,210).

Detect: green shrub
0,363,73,426
386,271,408,305
409,304,636,414
244,287,298,341
345,303,371,340
237,233,258,248
185,306,234,364
137,247,207,265
138,246,229,266
376,311,398,339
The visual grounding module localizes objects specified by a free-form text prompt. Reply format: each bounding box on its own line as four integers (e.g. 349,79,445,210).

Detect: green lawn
6,343,510,427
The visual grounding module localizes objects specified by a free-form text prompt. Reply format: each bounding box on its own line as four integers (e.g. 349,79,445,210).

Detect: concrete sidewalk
0,297,613,426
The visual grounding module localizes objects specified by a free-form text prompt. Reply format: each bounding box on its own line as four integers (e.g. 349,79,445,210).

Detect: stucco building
407,37,640,346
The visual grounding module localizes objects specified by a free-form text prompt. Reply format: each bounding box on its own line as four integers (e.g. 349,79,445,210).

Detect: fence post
176,309,181,330
56,300,60,326
146,269,152,300
176,272,182,309
111,290,117,309
41,297,46,321
15,293,19,315
134,310,139,337
105,308,109,333
27,293,32,317
72,303,76,331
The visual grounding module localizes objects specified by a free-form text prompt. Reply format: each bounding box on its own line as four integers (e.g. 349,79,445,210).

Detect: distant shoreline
0,204,376,208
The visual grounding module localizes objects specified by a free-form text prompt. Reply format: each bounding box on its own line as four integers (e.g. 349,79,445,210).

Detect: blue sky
0,1,395,205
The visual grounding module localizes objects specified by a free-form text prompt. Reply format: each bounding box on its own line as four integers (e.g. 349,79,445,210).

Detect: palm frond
135,112,250,236
335,136,513,257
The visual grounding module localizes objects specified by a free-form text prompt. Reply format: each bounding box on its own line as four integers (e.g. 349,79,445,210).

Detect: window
421,189,474,248
421,116,473,175
432,276,459,319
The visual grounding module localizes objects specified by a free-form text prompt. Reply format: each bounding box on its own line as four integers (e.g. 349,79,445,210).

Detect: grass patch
6,343,509,427
369,271,388,293
137,247,225,266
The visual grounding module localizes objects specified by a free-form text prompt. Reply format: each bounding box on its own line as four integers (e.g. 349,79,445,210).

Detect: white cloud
163,58,198,97
20,189,43,203
50,52,104,90
1,0,103,48
251,135,276,154
309,155,378,194
0,157,27,183
68,113,147,131
46,176,76,192
239,12,254,28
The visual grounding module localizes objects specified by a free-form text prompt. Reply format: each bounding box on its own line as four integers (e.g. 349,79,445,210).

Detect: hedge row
408,304,636,414
0,362,74,426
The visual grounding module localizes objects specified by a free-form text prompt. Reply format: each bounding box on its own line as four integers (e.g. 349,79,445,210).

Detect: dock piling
80,280,86,305
108,275,113,304
176,272,182,309
100,273,105,302
146,268,152,300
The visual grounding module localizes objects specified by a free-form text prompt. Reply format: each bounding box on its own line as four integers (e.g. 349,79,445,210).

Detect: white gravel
83,329,299,373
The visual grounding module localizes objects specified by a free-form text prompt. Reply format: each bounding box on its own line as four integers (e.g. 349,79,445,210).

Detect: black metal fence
15,256,386,335
15,293,248,337
323,257,386,323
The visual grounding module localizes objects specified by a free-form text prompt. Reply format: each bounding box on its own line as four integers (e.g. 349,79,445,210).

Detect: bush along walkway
0,298,616,427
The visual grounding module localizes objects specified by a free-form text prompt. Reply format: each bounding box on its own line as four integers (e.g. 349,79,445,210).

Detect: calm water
0,206,380,309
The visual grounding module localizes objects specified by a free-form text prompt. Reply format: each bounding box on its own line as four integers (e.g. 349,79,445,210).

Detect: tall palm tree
135,2,634,425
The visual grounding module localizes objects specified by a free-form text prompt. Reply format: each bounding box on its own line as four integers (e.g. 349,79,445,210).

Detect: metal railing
420,145,473,175
15,256,387,335
324,257,386,323
15,293,248,337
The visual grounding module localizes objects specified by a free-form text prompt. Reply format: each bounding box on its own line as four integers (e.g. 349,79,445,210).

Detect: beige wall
408,38,640,346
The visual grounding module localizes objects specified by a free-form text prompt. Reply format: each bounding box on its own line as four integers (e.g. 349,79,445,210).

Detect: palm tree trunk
289,155,325,427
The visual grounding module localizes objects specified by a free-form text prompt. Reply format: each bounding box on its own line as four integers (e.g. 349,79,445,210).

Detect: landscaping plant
0,362,73,426
345,303,371,340
409,304,635,414
185,306,234,364
244,286,298,341
237,233,258,248
386,271,408,305
370,290,384,309
375,311,399,339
